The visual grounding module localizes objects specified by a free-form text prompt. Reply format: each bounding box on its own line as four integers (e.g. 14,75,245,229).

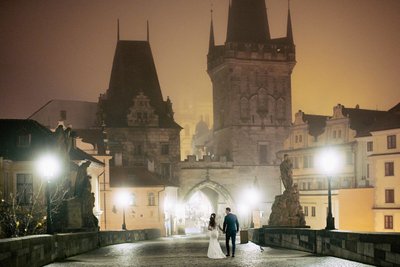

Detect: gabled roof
303,114,330,137
363,114,400,135
110,166,177,188
0,119,103,165
100,40,181,129
342,107,389,137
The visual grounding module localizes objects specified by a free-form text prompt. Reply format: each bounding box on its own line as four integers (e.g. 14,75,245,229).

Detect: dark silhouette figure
223,207,239,257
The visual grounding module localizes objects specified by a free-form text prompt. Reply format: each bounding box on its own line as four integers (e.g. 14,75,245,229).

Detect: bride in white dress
207,213,226,259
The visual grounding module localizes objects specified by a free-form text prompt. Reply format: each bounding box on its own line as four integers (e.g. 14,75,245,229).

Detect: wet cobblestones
46,235,373,267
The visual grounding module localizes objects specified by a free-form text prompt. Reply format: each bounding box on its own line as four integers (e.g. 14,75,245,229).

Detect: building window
346,151,353,165
366,164,370,178
338,130,342,138
304,206,308,216
134,144,143,155
332,130,336,139
114,152,123,166
60,110,67,120
161,163,171,180
259,145,268,164
385,189,395,203
129,193,136,206
303,155,313,168
161,144,169,155
367,141,373,152
384,215,393,229
311,206,316,217
295,135,298,143
148,192,155,206
17,134,31,147
385,162,394,176
293,157,299,169
299,135,302,143
387,135,396,149
16,174,33,205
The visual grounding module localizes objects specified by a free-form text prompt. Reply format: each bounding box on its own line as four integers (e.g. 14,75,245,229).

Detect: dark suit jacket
223,213,239,234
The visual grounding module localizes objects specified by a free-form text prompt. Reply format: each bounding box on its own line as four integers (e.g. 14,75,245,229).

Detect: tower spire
147,20,150,42
286,1,294,43
225,0,270,43
117,18,120,41
208,6,215,54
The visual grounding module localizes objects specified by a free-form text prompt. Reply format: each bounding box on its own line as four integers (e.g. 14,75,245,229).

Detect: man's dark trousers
225,230,236,256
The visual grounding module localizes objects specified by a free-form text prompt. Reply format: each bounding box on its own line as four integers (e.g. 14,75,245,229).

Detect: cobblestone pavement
46,235,374,267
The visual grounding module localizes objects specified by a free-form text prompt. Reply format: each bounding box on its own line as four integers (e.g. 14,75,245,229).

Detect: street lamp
317,148,342,230
37,153,61,234
116,191,131,230
243,177,260,228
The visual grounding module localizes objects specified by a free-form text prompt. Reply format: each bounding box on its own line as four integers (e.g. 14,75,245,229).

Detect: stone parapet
0,229,161,267
248,228,400,266
180,155,233,169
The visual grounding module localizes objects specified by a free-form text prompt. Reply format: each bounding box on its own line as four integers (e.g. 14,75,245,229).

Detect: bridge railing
0,229,161,267
248,227,400,267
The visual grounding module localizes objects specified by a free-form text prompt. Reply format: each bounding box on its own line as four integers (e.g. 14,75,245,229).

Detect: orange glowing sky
0,0,399,121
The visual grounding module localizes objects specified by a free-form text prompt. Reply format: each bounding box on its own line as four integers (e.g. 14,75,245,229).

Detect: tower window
259,145,268,164
17,134,31,147
60,110,67,120
161,144,169,155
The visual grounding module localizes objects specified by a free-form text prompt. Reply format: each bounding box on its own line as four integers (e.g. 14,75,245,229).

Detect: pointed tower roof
226,0,271,43
286,5,294,43
208,9,215,54
101,39,180,128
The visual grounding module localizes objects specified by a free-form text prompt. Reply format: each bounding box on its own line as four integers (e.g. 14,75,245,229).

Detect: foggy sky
1,0,399,120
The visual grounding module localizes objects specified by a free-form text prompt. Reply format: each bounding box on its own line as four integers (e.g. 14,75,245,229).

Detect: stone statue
280,154,293,190
268,154,306,227
74,161,91,197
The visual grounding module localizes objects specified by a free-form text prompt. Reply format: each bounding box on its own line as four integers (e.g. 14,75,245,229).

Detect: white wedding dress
207,227,226,259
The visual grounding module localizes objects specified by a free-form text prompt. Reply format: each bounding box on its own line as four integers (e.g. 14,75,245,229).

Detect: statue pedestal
66,198,82,230
268,185,306,227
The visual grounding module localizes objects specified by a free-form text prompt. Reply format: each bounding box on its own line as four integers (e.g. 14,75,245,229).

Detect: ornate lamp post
318,148,342,230
37,153,61,234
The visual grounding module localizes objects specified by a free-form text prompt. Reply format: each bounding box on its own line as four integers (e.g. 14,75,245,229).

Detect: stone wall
248,228,400,266
0,229,161,267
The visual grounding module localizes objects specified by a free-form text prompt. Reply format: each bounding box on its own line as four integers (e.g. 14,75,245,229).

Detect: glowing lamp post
243,177,260,228
37,153,61,234
317,148,342,230
117,191,131,230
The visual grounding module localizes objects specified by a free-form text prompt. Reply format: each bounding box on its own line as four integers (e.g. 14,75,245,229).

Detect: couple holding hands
207,207,239,259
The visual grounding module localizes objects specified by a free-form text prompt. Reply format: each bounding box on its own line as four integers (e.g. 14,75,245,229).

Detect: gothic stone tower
208,0,295,165
98,28,182,185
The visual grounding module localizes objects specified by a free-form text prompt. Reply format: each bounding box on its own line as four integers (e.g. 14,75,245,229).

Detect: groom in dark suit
223,207,239,257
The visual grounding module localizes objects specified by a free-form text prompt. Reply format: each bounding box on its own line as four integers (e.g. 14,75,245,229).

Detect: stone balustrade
0,229,161,267
248,227,400,266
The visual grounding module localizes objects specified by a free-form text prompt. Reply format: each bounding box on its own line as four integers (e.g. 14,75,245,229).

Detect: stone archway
183,180,235,207
180,180,235,234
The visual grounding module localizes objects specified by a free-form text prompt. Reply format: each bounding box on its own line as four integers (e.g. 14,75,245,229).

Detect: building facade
0,119,104,236
281,103,400,231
